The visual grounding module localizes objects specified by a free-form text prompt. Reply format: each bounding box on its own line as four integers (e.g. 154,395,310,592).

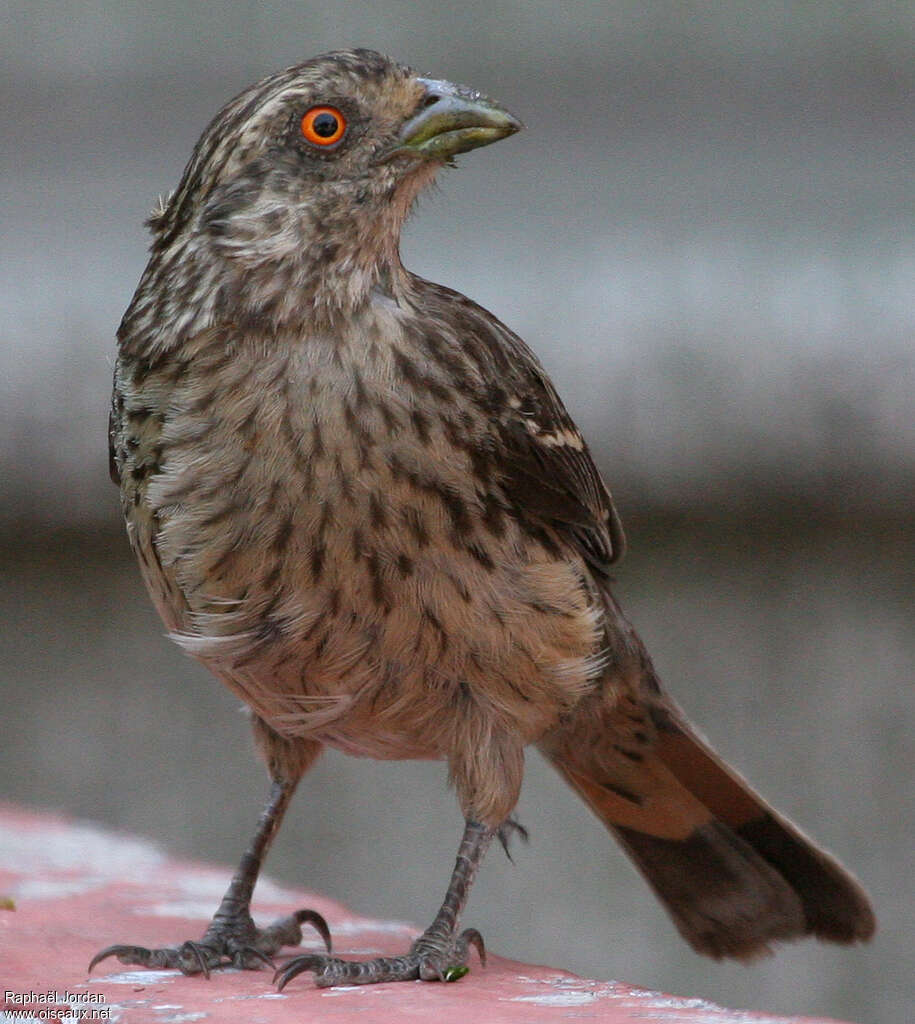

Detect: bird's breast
124,307,604,758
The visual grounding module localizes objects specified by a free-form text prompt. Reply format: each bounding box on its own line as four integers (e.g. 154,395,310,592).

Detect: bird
92,48,875,989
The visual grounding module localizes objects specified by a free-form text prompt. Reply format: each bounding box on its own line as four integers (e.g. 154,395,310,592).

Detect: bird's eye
301,106,347,147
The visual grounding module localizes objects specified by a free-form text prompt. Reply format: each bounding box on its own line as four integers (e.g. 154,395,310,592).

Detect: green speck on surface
444,965,469,982
0,897,15,910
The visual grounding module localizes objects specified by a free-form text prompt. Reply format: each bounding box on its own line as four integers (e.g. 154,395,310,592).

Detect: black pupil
313,112,339,138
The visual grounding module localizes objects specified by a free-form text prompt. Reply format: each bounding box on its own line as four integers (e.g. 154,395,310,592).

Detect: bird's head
136,49,521,332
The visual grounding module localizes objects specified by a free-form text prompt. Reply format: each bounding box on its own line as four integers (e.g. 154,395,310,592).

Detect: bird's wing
420,282,625,573
492,357,625,573
108,404,121,485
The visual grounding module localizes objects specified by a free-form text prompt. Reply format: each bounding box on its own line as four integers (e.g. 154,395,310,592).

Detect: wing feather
420,281,625,572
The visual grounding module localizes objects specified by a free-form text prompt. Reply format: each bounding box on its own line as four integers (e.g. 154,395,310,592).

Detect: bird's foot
89,907,331,977
275,926,485,988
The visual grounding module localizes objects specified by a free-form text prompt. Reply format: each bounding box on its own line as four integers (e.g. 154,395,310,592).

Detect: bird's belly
164,497,600,759
133,340,604,758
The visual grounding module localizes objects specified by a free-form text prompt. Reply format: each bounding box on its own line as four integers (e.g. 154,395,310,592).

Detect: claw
458,927,486,967
293,908,333,952
274,954,327,992
497,818,529,862
178,940,212,978
88,944,149,974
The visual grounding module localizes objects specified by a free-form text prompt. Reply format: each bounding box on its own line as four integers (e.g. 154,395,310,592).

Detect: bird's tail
540,650,875,959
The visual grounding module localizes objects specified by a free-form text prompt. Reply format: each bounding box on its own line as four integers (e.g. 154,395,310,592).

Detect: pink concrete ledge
0,804,850,1024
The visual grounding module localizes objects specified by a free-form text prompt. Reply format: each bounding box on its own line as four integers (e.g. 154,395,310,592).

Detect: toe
231,945,275,970
88,943,180,973
88,944,145,973
260,907,332,954
274,954,335,991
273,931,485,990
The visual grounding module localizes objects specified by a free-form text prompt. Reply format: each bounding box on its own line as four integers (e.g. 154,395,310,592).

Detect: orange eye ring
301,106,347,147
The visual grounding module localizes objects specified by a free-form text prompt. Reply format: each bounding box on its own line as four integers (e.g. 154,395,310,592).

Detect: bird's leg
275,820,494,989
89,777,330,977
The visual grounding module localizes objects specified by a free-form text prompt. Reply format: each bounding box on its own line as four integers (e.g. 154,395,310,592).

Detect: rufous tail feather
542,685,875,960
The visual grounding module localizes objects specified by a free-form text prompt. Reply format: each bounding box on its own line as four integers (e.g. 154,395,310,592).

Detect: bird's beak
392,78,522,163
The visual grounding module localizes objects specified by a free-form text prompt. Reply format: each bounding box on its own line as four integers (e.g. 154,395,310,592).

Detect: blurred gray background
1,3,912,1022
